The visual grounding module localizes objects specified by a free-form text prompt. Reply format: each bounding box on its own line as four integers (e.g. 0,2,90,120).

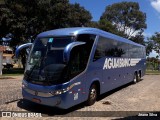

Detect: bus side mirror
15,43,32,58
63,42,86,63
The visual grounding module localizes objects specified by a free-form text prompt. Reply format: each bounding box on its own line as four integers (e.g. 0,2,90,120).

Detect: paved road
0,75,160,119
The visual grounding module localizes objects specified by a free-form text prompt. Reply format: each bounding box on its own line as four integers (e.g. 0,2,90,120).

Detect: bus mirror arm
63,42,86,63
15,43,32,58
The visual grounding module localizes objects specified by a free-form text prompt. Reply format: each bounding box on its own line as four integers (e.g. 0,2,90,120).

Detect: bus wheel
133,73,138,84
138,72,141,81
86,84,97,106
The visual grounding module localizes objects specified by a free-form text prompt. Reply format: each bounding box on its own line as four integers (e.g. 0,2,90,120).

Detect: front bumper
22,88,61,107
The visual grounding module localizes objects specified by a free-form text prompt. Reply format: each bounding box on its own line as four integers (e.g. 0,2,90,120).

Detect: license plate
32,98,41,103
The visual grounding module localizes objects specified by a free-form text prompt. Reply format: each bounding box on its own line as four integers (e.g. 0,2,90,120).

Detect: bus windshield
24,37,74,85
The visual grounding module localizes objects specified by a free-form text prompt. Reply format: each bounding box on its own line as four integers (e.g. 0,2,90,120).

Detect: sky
70,0,160,57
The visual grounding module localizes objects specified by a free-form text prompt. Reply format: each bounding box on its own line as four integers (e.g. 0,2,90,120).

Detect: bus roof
37,27,144,47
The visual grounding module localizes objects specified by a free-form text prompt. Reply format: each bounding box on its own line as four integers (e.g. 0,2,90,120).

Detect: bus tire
138,72,141,81
86,84,97,106
133,73,138,84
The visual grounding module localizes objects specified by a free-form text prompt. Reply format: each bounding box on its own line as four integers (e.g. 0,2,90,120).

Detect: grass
2,74,23,76
0,68,24,79
145,70,160,75
2,68,24,76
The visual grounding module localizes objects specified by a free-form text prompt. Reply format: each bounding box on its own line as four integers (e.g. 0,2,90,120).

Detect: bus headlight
49,82,81,96
50,88,69,96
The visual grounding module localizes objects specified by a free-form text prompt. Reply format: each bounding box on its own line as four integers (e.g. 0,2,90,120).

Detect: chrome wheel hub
90,88,96,100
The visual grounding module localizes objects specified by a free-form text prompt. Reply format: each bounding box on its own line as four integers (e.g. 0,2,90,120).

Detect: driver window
65,34,96,79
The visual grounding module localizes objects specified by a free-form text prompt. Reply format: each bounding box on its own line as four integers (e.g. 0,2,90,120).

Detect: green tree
147,57,159,70
1,0,92,46
98,19,117,34
145,40,154,56
67,3,92,27
0,7,12,39
129,31,145,45
86,21,99,28
100,2,147,42
0,0,92,69
150,32,160,56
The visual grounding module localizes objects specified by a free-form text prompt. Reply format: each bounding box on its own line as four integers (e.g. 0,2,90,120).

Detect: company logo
2,112,12,117
1,112,42,117
103,58,141,70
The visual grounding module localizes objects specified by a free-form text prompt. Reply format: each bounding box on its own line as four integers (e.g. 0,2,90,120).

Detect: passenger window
93,37,105,60
128,45,145,58
93,36,127,61
116,42,128,58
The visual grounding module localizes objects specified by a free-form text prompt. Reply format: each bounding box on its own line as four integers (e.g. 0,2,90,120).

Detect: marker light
22,80,28,88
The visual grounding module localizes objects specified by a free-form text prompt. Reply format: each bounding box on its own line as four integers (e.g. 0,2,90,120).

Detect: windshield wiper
38,43,51,85
27,44,50,85
26,59,41,81
26,58,50,86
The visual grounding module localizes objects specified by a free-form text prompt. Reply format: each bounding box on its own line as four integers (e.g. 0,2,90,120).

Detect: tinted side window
93,37,105,60
142,47,146,58
140,46,146,58
116,42,128,58
93,36,127,61
128,45,146,58
128,45,138,58
105,40,127,57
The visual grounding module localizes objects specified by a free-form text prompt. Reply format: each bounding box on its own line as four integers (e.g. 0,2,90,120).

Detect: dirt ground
0,75,160,120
